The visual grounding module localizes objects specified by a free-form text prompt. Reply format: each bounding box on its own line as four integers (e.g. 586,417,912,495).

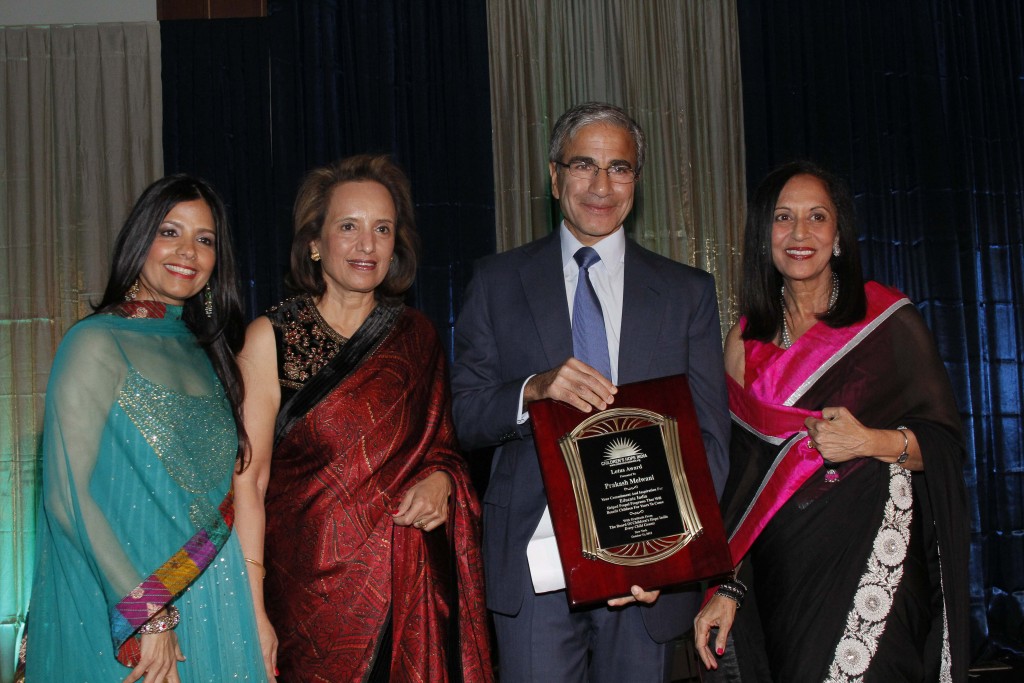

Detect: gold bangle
244,557,267,579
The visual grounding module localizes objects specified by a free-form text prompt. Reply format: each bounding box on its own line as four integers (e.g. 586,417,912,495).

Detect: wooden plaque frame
528,374,732,606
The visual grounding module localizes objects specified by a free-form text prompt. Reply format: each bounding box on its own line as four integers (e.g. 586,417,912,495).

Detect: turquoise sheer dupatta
27,303,240,669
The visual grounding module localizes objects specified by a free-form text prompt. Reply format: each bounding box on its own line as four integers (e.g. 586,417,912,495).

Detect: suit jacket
451,231,730,643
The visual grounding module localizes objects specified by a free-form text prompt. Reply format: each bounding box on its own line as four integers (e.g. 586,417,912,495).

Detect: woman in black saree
693,162,970,682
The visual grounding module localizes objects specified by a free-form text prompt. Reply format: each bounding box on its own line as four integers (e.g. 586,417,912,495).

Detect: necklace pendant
779,272,839,351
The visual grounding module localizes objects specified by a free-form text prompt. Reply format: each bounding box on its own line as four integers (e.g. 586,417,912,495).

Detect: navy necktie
572,247,612,380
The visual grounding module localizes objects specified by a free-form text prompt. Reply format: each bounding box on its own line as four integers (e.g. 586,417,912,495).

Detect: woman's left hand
392,471,452,532
804,406,873,463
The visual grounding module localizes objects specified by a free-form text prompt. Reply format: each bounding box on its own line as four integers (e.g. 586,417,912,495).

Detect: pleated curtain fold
0,23,162,679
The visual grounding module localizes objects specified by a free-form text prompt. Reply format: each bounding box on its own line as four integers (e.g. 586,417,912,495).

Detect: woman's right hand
693,593,738,671
256,612,279,681
121,631,185,683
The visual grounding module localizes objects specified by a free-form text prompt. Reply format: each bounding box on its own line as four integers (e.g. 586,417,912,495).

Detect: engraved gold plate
558,408,703,566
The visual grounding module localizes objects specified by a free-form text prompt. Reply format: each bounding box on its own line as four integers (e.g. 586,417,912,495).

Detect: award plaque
528,374,732,606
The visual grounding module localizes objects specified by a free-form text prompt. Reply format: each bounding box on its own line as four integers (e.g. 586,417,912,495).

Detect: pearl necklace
780,272,839,349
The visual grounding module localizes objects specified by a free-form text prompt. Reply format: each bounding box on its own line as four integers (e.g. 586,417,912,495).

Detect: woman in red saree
233,155,492,682
694,162,969,682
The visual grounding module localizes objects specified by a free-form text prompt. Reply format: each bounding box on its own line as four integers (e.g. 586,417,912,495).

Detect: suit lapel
521,234,573,369
619,242,664,383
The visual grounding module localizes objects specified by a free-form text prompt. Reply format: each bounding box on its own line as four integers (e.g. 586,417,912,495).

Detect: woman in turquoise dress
19,175,268,682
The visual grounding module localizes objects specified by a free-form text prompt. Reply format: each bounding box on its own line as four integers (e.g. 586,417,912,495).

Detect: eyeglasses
554,160,638,184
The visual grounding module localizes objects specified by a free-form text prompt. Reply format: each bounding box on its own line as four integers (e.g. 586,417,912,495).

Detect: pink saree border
726,283,911,565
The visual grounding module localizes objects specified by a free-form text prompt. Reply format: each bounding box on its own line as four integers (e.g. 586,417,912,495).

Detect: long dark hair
95,174,249,466
741,161,866,341
286,154,420,305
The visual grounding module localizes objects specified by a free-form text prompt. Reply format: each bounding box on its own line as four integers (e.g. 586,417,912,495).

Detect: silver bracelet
714,580,747,609
895,425,910,465
137,604,180,634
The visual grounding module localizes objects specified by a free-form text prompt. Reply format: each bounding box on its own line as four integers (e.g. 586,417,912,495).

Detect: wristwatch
895,425,910,464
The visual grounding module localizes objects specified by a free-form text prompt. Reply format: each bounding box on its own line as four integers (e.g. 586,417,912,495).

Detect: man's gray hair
548,102,646,174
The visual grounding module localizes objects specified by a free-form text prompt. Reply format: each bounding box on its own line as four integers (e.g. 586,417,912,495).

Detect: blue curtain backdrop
738,0,1023,661
160,0,495,347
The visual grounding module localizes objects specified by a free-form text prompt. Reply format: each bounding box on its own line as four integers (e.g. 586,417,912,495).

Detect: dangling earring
204,283,214,318
832,238,841,258
125,280,140,302
310,247,321,262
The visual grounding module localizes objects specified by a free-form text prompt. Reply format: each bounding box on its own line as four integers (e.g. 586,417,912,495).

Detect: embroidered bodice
267,295,348,392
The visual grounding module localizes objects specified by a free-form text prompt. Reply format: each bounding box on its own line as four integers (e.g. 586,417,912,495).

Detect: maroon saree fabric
264,300,492,682
717,283,970,682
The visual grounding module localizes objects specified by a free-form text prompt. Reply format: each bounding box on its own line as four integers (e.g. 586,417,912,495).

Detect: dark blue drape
161,0,495,350
739,0,1024,663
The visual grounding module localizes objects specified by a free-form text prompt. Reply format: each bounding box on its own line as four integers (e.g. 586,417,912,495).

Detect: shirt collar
559,223,626,271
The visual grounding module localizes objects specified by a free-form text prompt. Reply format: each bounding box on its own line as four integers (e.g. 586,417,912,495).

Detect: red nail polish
716,647,724,656
274,667,280,676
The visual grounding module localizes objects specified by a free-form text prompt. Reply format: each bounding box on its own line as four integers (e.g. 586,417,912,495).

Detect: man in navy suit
451,102,730,682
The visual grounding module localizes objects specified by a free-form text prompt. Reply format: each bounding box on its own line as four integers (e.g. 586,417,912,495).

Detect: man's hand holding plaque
523,357,618,414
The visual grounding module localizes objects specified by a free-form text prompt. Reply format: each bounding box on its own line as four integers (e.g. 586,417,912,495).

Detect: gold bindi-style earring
310,247,321,262
125,280,141,302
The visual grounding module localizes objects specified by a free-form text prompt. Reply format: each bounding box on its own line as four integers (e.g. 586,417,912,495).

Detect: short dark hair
286,154,419,305
549,102,647,174
94,174,248,466
741,161,866,341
